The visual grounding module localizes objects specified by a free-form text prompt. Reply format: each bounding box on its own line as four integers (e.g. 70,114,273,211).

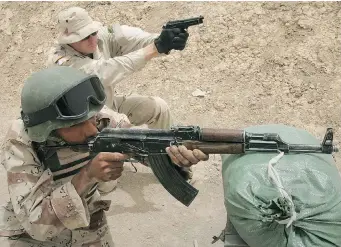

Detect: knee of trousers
130,97,170,126
152,96,171,117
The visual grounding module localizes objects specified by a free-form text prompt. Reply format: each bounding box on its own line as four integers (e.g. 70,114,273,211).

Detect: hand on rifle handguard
166,145,209,167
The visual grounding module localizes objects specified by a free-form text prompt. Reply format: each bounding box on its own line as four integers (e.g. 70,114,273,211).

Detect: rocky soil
0,2,340,247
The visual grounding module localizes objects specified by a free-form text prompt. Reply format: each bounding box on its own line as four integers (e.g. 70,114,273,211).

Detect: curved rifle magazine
147,154,199,206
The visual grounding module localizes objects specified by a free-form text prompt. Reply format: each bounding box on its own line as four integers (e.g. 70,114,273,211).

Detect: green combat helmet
21,66,106,142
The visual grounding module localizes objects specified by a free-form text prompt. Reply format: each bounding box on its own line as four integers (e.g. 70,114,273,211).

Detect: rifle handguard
184,141,244,154
201,128,245,142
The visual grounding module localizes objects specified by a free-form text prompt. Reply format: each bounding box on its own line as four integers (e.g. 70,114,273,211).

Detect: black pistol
163,16,204,30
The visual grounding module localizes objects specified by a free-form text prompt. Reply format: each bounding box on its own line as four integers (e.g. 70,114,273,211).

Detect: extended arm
115,25,159,55
64,49,154,88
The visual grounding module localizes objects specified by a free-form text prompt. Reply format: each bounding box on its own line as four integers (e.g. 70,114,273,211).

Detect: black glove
154,28,189,54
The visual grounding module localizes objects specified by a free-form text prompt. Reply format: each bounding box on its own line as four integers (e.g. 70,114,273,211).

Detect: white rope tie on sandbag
267,151,297,228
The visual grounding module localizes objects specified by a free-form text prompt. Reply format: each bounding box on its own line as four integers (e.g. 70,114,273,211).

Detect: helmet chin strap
47,130,67,145
44,113,110,152
43,133,90,153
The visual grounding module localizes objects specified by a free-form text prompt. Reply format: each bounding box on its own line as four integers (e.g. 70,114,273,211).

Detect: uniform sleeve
63,50,147,88
1,138,90,241
46,25,159,89
117,25,159,55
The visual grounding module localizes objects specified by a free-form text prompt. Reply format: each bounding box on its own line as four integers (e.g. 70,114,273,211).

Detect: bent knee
152,97,170,113
129,97,170,126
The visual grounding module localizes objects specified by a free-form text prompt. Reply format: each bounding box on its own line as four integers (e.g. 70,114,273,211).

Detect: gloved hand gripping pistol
154,16,204,54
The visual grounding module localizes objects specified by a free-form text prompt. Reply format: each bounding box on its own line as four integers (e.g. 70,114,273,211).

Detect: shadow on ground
105,167,163,216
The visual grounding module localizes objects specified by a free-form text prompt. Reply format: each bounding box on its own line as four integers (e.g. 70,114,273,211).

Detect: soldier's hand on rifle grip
166,145,209,167
85,152,129,182
154,28,189,54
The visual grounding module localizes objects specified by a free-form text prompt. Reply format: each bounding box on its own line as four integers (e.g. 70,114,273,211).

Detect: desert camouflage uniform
47,24,171,130
0,109,129,246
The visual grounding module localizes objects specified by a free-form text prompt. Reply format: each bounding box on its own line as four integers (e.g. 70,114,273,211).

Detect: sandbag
221,124,341,247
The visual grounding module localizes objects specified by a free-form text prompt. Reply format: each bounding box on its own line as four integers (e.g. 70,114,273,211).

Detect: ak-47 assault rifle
46,126,339,206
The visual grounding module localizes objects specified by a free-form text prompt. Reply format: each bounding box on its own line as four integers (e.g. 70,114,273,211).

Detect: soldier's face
70,32,98,55
56,117,98,144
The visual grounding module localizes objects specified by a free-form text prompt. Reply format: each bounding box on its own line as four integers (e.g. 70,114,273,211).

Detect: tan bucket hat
57,7,102,44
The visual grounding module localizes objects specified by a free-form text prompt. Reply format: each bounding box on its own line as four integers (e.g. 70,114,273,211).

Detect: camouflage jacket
46,24,158,107
0,108,129,244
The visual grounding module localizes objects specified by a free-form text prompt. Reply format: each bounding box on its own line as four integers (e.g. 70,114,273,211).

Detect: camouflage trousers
0,211,115,247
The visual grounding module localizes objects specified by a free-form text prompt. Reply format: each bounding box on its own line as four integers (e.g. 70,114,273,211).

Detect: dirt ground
0,1,340,247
